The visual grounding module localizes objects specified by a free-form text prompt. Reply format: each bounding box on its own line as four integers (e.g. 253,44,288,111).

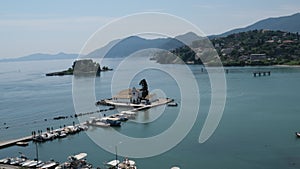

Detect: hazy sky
1,0,299,58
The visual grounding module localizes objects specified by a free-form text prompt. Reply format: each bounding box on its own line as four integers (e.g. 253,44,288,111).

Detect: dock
253,71,271,77
0,124,87,149
0,136,32,149
0,98,174,150
101,98,173,109
131,98,173,112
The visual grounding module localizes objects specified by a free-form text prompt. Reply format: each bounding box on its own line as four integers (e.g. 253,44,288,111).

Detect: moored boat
40,161,59,169
57,153,92,169
106,119,121,127
16,141,29,147
57,131,67,138
22,160,35,167
106,157,137,169
167,102,178,107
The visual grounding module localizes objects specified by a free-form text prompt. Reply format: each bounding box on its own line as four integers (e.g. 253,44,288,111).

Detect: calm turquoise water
1,59,300,169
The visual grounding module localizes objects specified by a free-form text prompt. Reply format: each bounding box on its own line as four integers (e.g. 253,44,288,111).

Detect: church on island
96,79,174,109
111,79,155,106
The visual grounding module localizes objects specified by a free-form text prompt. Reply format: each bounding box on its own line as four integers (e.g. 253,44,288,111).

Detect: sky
0,0,300,58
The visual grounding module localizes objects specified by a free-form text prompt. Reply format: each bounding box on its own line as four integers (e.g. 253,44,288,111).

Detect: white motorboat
41,161,59,169
94,121,110,127
0,158,9,163
121,111,136,116
16,141,29,146
106,158,137,169
167,102,178,107
22,160,35,167
87,117,110,127
106,160,120,167
57,131,67,138
9,157,26,165
41,133,56,140
73,153,87,160
27,160,43,167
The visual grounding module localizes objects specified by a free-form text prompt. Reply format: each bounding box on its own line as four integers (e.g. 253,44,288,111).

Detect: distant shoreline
273,64,300,68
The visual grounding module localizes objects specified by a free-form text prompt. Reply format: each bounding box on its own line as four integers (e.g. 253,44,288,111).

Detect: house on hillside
221,48,234,56
250,54,267,61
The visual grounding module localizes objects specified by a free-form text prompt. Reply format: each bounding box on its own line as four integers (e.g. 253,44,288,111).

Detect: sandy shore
273,65,300,67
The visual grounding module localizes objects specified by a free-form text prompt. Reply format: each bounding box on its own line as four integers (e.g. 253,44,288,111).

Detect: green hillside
211,30,300,66
158,30,300,66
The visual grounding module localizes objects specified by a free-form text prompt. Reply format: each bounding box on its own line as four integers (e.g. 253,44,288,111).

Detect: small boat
295,132,300,137
22,160,35,167
78,125,88,131
16,141,29,147
101,117,122,127
118,158,137,169
87,117,111,127
106,119,121,127
9,157,26,165
110,115,128,122
106,158,137,169
72,153,87,160
63,153,92,169
27,160,43,167
170,167,180,169
33,135,44,142
118,113,135,120
106,160,120,167
167,102,178,107
94,121,110,127
57,131,67,138
2,158,11,164
36,162,45,168
41,133,56,140
40,161,59,169
121,111,136,116
0,158,16,164
0,158,9,164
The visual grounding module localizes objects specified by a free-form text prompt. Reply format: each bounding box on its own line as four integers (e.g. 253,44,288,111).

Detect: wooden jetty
0,135,32,149
253,71,271,77
131,98,173,112
101,98,173,108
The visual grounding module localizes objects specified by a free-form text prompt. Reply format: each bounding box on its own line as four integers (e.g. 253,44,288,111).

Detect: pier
0,97,174,149
0,136,32,149
0,124,87,149
131,98,173,112
253,71,271,77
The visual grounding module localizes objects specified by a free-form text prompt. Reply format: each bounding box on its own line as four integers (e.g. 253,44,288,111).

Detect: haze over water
1,59,300,169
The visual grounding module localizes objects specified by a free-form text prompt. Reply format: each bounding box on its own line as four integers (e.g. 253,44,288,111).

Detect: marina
0,153,139,169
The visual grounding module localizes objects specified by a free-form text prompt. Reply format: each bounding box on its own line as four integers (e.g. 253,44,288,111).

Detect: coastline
273,64,300,68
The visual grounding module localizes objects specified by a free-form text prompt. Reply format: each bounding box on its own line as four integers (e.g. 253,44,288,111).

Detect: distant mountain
1,32,202,62
0,52,78,62
86,39,121,58
175,32,204,45
86,36,186,58
217,13,300,37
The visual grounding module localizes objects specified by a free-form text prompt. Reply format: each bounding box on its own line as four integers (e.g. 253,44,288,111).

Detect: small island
46,59,112,76
96,79,174,112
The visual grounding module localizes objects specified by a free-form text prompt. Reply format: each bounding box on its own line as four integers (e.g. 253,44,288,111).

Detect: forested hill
211,30,300,66
217,13,300,37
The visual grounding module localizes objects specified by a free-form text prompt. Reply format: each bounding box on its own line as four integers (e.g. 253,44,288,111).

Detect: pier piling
253,71,271,77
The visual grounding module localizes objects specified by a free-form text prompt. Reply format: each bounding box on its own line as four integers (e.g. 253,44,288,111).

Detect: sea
1,58,300,169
